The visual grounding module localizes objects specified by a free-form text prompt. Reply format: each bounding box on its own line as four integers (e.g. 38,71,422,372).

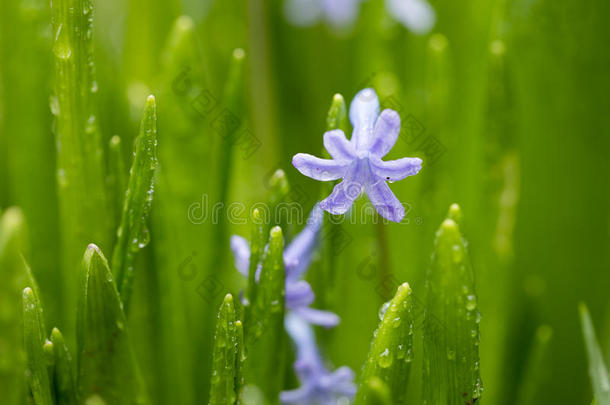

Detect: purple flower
292,88,422,223
281,312,356,405
284,0,435,34
230,205,340,328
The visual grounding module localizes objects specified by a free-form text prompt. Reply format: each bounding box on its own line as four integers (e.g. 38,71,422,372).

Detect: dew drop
446,348,456,360
378,348,393,368
53,24,72,59
465,294,477,311
378,300,391,321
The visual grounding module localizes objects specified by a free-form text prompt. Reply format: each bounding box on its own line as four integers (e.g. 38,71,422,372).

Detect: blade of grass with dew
77,244,146,404
0,0,59,318
244,208,265,328
152,15,211,403
23,287,53,405
209,294,244,405
49,327,79,405
111,95,158,309
354,282,414,404
108,135,128,238
211,48,246,284
245,226,286,404
51,0,110,331
514,325,553,405
422,205,482,405
359,377,392,405
0,207,38,405
579,304,610,405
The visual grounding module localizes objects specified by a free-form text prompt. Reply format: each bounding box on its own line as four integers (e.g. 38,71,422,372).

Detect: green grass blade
326,93,349,134
580,304,610,405
51,0,110,330
355,282,414,404
514,325,553,405
49,327,79,405
0,208,36,404
111,95,158,309
245,208,265,328
245,226,286,404
77,244,146,404
23,287,53,405
423,205,483,405
212,48,246,274
235,320,246,398
108,135,128,235
209,294,243,405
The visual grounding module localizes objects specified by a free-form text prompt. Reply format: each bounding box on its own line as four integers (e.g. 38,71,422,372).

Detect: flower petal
320,0,361,27
323,129,356,161
230,235,250,276
386,0,436,35
365,180,405,222
280,387,312,404
369,109,401,157
370,157,422,181
292,153,348,181
284,205,324,281
320,366,357,396
286,280,315,309
349,88,380,150
319,178,362,215
293,307,341,328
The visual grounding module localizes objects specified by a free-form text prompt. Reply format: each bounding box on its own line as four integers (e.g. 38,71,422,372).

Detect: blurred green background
1,0,609,403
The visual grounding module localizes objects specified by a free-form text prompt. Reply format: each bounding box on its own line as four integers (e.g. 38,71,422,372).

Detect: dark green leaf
23,287,52,405
355,283,414,404
49,327,79,405
77,244,147,404
515,325,553,405
245,226,286,404
423,205,482,405
210,294,243,405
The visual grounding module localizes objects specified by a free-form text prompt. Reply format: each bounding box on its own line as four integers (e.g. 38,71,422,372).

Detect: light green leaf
358,377,392,405
51,0,110,331
0,207,37,405
49,327,79,405
355,283,413,404
245,226,286,404
580,304,610,405
23,287,52,405
422,205,482,405
326,93,349,134
210,294,243,405
112,95,158,309
77,244,147,404
245,208,265,326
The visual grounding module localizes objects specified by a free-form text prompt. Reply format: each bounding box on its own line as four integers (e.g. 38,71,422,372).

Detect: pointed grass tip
270,226,283,239
146,94,156,106
447,203,463,224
